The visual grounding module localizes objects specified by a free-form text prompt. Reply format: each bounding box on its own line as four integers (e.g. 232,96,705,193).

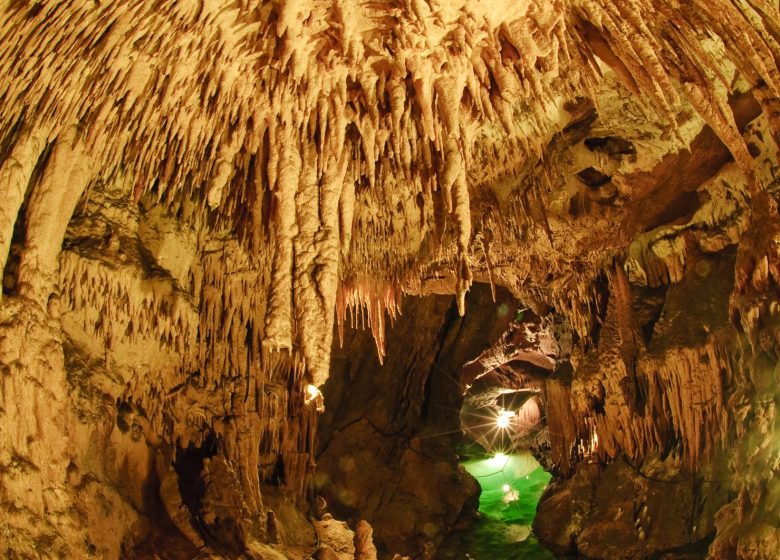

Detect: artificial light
305,384,324,411
496,408,515,429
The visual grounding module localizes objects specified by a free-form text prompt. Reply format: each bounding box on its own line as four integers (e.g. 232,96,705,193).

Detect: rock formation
0,0,779,558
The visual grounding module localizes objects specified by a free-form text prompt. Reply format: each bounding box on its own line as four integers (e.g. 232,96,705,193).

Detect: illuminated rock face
0,1,779,558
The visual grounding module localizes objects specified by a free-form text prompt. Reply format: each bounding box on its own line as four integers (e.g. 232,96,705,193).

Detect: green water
436,452,556,560
436,519,557,560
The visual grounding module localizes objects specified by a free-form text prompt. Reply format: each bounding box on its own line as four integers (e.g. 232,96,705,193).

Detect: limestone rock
0,1,779,558
353,520,378,560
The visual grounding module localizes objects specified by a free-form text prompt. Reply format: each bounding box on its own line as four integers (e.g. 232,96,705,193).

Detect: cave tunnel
316,285,561,558
2,2,780,560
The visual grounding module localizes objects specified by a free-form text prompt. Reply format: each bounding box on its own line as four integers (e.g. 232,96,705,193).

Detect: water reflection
436,451,555,559
437,518,556,560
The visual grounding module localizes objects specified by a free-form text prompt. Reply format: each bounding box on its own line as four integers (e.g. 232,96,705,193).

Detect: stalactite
336,277,401,363
264,129,300,352
566,269,736,469
2,1,780,554
17,126,93,305
571,0,780,194
59,250,198,356
0,126,50,299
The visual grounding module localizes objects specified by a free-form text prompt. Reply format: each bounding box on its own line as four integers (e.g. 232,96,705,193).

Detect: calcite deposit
1,1,779,559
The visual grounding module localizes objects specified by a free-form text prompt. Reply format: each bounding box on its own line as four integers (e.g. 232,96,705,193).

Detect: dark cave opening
317,284,563,559
174,432,219,515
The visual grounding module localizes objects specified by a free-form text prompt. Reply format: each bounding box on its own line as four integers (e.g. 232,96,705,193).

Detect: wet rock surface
534,457,730,559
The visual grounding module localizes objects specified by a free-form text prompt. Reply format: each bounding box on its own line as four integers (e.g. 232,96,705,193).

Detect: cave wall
533,147,780,559
535,245,740,558
1,176,320,557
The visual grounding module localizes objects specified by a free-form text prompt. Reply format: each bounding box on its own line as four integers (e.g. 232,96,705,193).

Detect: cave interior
0,1,779,559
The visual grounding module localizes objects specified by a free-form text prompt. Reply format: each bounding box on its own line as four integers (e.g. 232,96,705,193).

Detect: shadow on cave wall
315,284,519,558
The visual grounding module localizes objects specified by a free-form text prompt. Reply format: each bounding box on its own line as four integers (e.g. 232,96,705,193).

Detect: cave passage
3,2,780,558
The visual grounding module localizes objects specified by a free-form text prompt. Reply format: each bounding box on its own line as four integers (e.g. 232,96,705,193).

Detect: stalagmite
354,520,379,560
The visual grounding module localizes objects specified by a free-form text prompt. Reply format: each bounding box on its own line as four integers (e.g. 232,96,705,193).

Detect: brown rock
353,520,378,560
313,545,340,560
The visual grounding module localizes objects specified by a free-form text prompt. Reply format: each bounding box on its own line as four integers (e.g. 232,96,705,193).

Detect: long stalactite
0,1,779,558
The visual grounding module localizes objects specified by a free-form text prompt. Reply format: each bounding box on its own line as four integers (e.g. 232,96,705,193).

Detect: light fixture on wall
305,384,324,412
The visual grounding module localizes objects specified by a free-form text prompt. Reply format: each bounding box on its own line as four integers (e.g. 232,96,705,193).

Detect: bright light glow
306,384,320,399
502,483,511,493
305,384,325,412
489,452,508,466
588,429,600,456
495,408,515,429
